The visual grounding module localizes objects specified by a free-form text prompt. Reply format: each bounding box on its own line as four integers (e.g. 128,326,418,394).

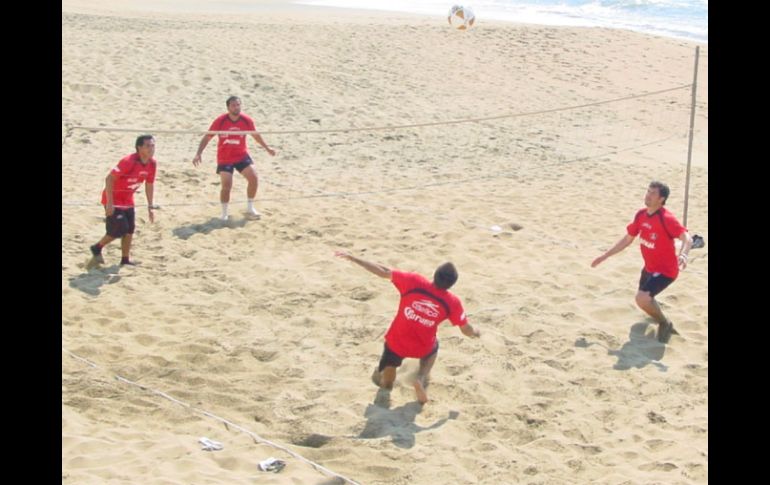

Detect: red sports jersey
626,207,686,278
100,153,157,208
208,113,257,164
384,270,468,358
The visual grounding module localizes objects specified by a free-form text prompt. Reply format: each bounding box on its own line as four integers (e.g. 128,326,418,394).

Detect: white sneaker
220,214,229,221
246,207,261,220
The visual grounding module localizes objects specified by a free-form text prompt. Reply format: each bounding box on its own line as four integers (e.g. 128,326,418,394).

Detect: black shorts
377,341,439,372
105,208,135,238
216,155,254,174
638,269,675,297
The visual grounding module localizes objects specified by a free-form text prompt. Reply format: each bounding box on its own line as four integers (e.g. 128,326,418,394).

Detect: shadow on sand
172,217,248,240
68,264,123,296
357,388,459,448
575,322,668,371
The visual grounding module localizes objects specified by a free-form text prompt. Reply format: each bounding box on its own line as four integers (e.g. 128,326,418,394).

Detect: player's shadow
357,389,459,448
68,265,122,296
172,217,248,240
577,322,667,371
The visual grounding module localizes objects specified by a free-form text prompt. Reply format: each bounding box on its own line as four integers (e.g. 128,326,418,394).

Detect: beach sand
62,1,708,483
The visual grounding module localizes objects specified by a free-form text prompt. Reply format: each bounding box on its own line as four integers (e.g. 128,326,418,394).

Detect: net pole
683,45,700,227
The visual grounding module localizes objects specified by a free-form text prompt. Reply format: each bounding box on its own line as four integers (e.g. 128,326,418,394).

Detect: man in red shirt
591,181,693,343
87,135,158,269
336,251,480,404
192,96,276,221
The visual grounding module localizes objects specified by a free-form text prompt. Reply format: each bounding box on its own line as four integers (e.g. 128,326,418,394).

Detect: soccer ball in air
448,5,475,30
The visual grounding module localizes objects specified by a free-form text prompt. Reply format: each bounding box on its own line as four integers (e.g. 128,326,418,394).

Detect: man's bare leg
97,234,116,248
219,172,233,220
242,165,259,200
121,234,133,259
635,291,677,341
380,366,397,389
219,172,233,203
241,166,261,218
635,291,667,324
414,353,437,404
372,366,397,389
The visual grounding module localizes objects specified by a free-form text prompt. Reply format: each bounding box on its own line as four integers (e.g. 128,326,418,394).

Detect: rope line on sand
61,132,681,208
62,348,362,485
68,85,691,136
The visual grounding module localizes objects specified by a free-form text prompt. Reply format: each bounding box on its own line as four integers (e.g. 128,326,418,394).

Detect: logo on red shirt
403,298,441,328
412,299,440,317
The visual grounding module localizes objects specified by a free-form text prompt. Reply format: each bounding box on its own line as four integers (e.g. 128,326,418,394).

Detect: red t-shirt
208,113,257,164
100,153,157,208
384,270,468,358
626,207,686,279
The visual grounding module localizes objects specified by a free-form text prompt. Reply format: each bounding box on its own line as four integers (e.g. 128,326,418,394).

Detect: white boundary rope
61,131,683,208
62,348,362,485
67,85,690,136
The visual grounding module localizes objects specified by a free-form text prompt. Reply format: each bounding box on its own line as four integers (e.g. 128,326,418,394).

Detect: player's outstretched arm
460,323,480,338
592,234,635,267
192,134,215,167
335,250,392,279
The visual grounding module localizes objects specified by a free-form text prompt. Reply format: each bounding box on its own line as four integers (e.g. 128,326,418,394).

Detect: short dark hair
649,181,670,205
433,262,458,290
135,134,154,150
226,96,240,108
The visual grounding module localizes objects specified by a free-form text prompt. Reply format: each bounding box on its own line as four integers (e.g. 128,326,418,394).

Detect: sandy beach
62,1,708,483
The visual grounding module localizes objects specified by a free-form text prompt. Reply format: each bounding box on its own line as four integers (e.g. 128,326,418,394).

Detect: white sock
247,199,255,211
221,203,229,219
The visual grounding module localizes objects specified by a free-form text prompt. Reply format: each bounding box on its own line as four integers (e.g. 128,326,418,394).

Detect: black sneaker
87,244,104,268
657,320,675,343
692,235,705,249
